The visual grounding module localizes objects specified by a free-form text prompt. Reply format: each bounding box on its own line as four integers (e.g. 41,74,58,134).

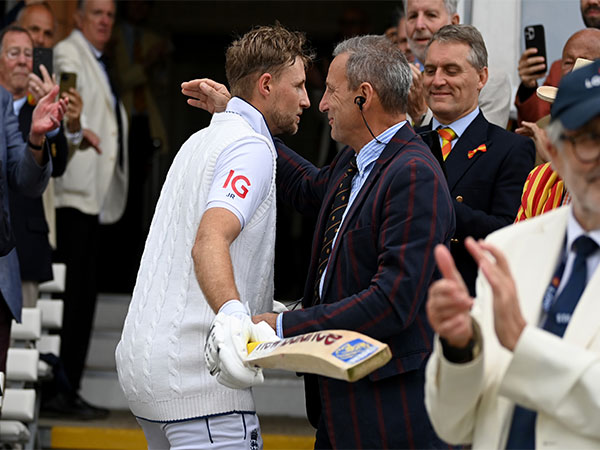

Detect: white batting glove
204,311,279,389
205,312,260,389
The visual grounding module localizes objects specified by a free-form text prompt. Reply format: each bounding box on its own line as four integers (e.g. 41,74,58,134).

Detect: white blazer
53,29,129,224
425,205,600,449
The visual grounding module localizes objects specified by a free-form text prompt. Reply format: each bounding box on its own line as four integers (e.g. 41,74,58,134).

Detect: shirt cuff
276,313,284,338
63,126,83,147
46,128,59,139
517,83,537,103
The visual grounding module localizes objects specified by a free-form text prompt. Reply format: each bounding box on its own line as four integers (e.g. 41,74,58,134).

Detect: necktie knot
97,54,108,67
437,127,457,160
437,127,456,142
572,235,599,258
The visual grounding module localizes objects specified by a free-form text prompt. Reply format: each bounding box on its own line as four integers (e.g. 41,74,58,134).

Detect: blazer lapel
564,238,600,347
321,124,417,296
445,112,490,191
72,30,114,113
516,209,568,325
566,270,600,347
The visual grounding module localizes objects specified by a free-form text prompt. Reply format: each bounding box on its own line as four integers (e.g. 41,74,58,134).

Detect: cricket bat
246,330,392,382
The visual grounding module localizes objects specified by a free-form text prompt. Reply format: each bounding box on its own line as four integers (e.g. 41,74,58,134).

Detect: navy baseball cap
551,59,600,129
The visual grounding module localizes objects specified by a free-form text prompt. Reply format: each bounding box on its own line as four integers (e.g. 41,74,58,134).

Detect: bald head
17,2,56,48
561,28,600,75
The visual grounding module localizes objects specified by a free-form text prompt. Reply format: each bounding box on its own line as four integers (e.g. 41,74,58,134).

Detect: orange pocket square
468,144,487,159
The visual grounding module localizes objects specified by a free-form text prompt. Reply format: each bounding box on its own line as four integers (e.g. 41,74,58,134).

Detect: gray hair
546,118,566,149
333,35,412,114
404,0,458,16
0,25,33,53
428,24,488,70
443,0,458,15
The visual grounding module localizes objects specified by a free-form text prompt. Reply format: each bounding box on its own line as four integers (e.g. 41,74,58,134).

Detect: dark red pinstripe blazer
275,123,456,449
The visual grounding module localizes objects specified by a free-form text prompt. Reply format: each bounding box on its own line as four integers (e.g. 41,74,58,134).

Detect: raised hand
427,244,474,348
30,85,67,138
181,78,231,113
518,48,546,89
515,120,551,163
464,237,526,351
406,63,428,124
62,88,83,134
28,64,56,103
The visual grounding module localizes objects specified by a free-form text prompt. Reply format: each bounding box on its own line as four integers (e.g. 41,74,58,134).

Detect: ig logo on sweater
223,170,251,199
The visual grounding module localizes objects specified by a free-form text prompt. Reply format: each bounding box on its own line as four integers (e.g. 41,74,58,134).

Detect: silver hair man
333,35,412,113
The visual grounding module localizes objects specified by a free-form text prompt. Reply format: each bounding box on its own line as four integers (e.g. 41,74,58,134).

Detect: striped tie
313,156,358,304
437,127,457,160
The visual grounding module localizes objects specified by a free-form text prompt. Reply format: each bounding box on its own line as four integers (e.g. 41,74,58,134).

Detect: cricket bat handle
247,341,260,354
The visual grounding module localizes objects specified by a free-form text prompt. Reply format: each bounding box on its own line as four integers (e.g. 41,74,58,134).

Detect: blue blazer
276,123,455,449
417,112,535,294
9,102,68,282
0,87,51,321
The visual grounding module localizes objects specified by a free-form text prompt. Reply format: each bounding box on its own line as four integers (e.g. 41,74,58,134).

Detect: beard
408,31,432,62
270,108,299,136
583,5,600,28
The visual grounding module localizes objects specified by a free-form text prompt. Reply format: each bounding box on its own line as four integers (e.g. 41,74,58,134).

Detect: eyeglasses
4,48,33,60
559,132,600,164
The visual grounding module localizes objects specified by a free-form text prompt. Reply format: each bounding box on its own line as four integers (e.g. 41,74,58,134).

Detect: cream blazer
425,205,600,449
53,29,129,224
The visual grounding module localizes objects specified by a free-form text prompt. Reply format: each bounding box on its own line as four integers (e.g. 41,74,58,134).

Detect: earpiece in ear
354,96,366,109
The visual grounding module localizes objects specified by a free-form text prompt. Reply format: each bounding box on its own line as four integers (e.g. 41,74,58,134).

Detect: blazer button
455,195,463,203
451,238,459,243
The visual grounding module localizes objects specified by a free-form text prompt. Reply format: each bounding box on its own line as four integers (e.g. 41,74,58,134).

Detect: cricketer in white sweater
116,97,277,422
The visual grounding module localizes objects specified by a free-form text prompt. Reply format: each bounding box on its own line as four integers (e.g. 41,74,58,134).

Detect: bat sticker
332,339,378,365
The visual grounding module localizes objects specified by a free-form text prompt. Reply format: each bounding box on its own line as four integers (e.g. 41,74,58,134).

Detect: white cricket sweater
115,110,276,422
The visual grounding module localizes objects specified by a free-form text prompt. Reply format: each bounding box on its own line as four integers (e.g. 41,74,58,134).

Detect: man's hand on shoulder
181,78,231,113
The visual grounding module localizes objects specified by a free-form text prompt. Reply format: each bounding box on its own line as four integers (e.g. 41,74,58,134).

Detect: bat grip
247,341,260,354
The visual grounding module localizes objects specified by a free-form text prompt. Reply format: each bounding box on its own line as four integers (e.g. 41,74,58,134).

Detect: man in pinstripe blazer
259,36,455,449
186,34,455,449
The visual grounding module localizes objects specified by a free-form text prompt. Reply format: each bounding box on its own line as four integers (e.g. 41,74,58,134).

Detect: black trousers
54,208,99,391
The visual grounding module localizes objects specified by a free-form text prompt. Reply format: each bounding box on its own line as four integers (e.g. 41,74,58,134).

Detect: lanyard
541,237,569,322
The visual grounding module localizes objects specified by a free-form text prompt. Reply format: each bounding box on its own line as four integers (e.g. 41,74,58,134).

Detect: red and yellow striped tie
438,127,457,160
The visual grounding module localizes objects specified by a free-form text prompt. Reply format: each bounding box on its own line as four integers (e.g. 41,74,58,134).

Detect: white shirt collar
75,29,103,59
566,206,600,252
432,106,480,139
224,96,273,142
12,96,27,116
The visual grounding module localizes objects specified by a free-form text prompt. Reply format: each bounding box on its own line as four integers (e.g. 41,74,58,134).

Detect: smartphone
59,72,77,96
524,24,547,76
32,47,53,79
